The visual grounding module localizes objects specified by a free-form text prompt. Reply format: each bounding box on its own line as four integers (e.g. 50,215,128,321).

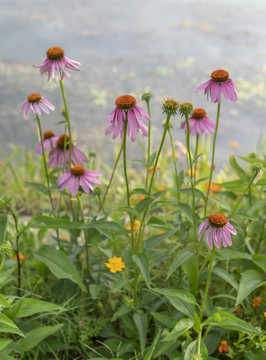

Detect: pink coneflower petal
20,94,55,120
198,219,209,239
196,79,212,92
227,221,237,235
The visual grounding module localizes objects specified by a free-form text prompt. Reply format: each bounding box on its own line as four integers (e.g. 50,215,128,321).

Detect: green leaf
89,284,102,299
148,150,157,167
252,254,266,272
0,294,11,309
237,155,266,167
130,188,149,196
24,182,50,195
167,249,194,279
174,202,193,224
132,254,150,288
130,159,147,167
236,270,266,305
216,249,252,261
182,252,198,294
0,214,8,245
34,245,86,291
193,312,201,334
0,338,12,351
175,188,205,200
153,289,195,318
163,318,194,342
192,153,202,165
0,353,16,360
208,197,232,211
0,313,24,336
212,268,238,290
111,206,139,217
0,268,15,289
143,329,161,360
16,324,63,352
6,298,62,319
147,216,166,226
184,339,208,360
203,311,261,335
133,312,147,355
150,312,177,328
230,155,249,180
144,228,178,249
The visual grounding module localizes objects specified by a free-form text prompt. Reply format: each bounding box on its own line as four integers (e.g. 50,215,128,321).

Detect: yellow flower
230,141,239,148
168,151,179,159
138,195,147,201
105,256,126,273
157,185,165,191
206,183,222,191
125,220,141,231
149,166,160,174
253,296,263,308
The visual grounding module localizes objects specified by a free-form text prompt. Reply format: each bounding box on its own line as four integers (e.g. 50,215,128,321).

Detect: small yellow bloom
105,256,126,273
168,151,179,159
156,230,165,235
60,235,71,242
13,253,25,260
230,141,239,148
206,183,222,191
149,166,160,174
264,312,266,319
157,185,165,191
125,220,141,231
139,195,147,201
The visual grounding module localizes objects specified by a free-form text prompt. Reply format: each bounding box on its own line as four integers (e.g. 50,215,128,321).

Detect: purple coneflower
35,130,59,155
198,212,237,249
57,165,101,196
21,94,55,120
48,134,88,169
181,108,215,136
196,69,238,103
105,95,150,142
33,46,81,81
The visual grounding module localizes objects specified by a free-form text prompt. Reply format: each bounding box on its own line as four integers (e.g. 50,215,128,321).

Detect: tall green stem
204,103,221,216
184,114,197,251
36,115,55,213
230,171,258,218
199,246,215,321
168,128,179,190
102,143,123,206
145,101,151,190
194,134,199,185
123,115,134,249
59,80,72,168
137,113,171,252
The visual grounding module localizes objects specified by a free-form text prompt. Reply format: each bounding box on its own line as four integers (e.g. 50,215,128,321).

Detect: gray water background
0,0,265,168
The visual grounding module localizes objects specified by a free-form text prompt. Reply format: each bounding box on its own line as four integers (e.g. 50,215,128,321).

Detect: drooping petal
196,79,212,92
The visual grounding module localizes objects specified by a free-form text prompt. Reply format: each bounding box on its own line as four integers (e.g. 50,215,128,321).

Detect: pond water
0,0,265,168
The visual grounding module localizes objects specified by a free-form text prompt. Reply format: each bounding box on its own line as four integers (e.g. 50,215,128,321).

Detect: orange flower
234,306,241,313
253,296,263,308
139,195,147,201
156,230,165,235
186,168,199,176
60,235,71,242
168,151,179,159
181,183,186,188
230,141,239,148
206,183,222,191
13,253,25,260
149,166,160,174
264,312,266,319
123,211,127,215
157,185,165,191
218,340,229,353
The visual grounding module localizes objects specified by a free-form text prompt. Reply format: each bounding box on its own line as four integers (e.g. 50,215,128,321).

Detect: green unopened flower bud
1,243,12,255
93,187,102,196
89,151,96,158
179,101,193,117
192,355,204,360
141,92,153,102
162,97,180,116
252,163,263,173
249,152,256,158
61,109,67,119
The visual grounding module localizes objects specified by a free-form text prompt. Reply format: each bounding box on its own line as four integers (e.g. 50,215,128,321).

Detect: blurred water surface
0,0,265,166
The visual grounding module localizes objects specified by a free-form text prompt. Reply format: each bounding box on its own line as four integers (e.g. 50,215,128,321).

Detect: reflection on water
0,0,265,166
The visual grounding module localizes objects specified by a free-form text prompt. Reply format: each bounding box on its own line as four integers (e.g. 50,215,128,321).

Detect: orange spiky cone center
56,134,69,149
43,130,55,139
46,46,64,60
27,93,41,103
192,108,206,119
211,69,229,82
209,213,227,228
115,95,136,110
71,165,85,176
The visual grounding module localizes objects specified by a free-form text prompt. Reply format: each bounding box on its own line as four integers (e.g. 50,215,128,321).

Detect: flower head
13,253,25,260
179,101,193,118
21,94,55,120
125,220,141,231
162,97,180,116
105,256,126,273
196,69,238,103
105,95,150,142
1,243,12,255
206,183,222,192
218,340,229,353
48,134,88,169
230,141,239,148
33,46,81,81
253,296,263,308
141,91,153,103
57,165,101,196
198,213,237,249
35,130,58,155
181,108,215,136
